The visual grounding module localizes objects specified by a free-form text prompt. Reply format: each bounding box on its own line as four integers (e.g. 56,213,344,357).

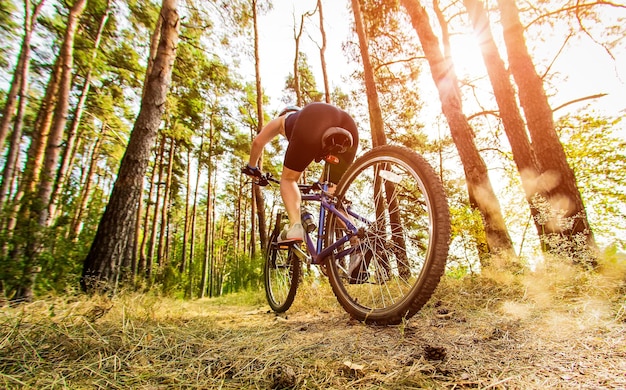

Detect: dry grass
1,258,625,389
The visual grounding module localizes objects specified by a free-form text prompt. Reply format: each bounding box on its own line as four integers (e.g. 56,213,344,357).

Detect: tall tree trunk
36,0,87,226
81,0,180,292
463,0,545,245
157,137,175,268
317,0,330,103
138,147,158,275
352,0,415,274
147,134,166,274
292,13,305,105
188,161,200,299
252,0,267,253
70,122,107,240
0,0,47,225
48,1,112,221
12,0,87,302
496,0,596,257
0,54,28,211
400,0,515,260
350,0,386,147
0,0,45,155
209,167,217,297
200,129,213,298
179,147,192,273
0,49,24,157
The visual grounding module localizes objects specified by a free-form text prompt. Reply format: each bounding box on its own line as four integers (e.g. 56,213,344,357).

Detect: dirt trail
1,272,625,389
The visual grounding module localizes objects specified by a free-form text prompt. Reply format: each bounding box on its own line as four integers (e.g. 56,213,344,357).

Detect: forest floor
1,258,625,389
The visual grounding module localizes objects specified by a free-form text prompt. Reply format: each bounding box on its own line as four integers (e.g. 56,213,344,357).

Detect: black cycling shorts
283,102,359,184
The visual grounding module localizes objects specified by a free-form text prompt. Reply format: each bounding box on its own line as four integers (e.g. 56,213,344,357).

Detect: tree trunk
70,122,107,240
209,167,217,297
157,137,175,268
200,126,214,298
36,0,87,226
0,0,47,229
188,174,199,299
293,12,305,106
496,0,596,258
317,0,330,103
0,53,28,211
463,0,546,245
188,135,203,298
0,49,24,158
352,0,415,274
81,0,180,292
350,0,386,148
147,134,166,273
48,1,112,222
179,147,192,273
12,0,87,302
252,0,267,252
0,0,45,156
200,174,211,298
400,0,515,259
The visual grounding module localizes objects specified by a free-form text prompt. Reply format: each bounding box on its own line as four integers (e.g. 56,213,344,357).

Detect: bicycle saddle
318,127,353,162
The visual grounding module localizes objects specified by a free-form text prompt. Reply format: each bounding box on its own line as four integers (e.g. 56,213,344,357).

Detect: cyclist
242,102,359,243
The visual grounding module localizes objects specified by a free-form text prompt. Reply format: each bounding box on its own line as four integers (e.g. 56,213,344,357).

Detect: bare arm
248,116,285,168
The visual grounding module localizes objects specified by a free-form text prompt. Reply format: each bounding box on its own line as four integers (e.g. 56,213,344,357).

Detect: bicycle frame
286,182,365,266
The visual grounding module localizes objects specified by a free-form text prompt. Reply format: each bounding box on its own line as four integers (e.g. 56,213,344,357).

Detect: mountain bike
256,145,451,325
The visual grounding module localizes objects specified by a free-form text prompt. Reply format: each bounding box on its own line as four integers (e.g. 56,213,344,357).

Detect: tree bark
0,0,45,157
81,0,180,292
179,146,192,273
400,0,515,259
462,0,547,245
0,51,28,211
48,0,112,221
317,0,330,103
157,136,175,268
36,0,87,226
0,0,46,223
350,0,386,148
187,134,203,298
11,0,87,302
147,134,166,273
70,122,107,240
252,0,267,253
496,0,596,257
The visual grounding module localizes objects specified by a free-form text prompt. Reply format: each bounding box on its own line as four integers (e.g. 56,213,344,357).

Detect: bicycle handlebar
252,172,280,186
254,173,330,196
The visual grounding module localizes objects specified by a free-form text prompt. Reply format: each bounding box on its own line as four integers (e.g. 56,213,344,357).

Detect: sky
256,1,353,110
254,0,626,132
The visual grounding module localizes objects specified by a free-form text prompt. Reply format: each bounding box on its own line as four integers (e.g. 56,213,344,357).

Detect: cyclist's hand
257,174,269,186
242,164,272,186
242,164,263,178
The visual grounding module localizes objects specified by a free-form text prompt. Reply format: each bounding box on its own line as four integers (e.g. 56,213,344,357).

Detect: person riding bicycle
242,102,359,243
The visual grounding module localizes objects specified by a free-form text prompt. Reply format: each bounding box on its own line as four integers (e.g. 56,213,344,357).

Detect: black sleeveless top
284,111,300,140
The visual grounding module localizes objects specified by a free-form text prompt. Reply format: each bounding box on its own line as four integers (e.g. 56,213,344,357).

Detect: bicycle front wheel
325,145,451,325
264,231,300,313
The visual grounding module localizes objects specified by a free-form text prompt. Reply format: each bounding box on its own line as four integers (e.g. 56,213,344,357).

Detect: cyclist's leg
279,167,305,241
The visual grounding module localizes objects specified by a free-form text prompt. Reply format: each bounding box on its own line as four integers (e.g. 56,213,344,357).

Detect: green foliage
0,0,18,70
284,53,323,104
556,113,626,250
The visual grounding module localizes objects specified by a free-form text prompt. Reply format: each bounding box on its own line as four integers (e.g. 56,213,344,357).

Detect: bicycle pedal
276,241,300,249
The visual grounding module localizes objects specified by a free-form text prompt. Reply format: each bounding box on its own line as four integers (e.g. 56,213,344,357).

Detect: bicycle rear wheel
325,145,450,325
264,231,300,313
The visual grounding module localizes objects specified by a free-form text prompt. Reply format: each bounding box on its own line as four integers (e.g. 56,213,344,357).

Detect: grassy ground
1,258,625,389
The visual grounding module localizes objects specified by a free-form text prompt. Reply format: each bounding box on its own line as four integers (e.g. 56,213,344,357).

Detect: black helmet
278,105,301,117
321,127,353,155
